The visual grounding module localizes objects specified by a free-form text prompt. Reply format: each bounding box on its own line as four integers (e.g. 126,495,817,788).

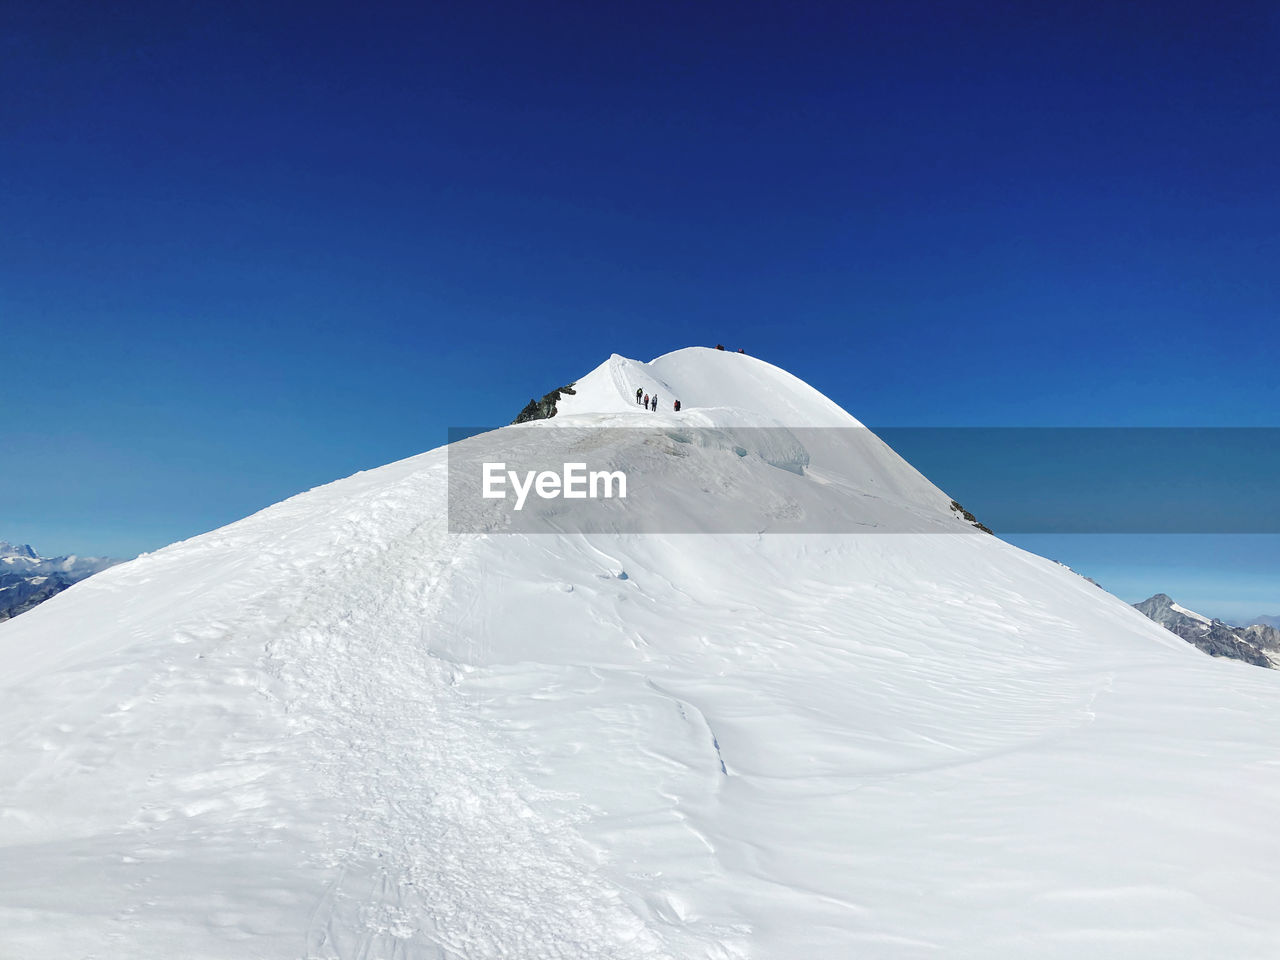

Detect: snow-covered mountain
0,541,120,622
4,347,1280,959
1133,593,1280,669
0,541,38,561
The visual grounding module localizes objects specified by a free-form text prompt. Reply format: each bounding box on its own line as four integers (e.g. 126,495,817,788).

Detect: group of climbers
628,344,743,412
635,387,680,413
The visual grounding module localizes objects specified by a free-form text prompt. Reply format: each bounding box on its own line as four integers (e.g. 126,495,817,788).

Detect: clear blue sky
2,2,1277,619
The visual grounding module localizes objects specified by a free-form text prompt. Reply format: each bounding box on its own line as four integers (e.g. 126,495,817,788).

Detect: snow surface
1170,601,1213,627
4,347,1280,959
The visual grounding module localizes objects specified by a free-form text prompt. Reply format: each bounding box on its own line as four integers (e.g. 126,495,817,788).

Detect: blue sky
2,2,1277,619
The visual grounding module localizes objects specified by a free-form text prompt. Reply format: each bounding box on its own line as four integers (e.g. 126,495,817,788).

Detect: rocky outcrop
512,383,577,424
1241,622,1280,651
0,578,67,621
1133,593,1276,669
948,500,993,534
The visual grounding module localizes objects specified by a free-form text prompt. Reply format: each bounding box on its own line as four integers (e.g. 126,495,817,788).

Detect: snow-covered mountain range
4,347,1280,959
0,541,120,622
1133,593,1280,669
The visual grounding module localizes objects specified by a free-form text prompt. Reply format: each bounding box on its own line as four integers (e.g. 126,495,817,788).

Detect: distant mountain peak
0,541,38,560
0,540,121,621
1134,594,1278,668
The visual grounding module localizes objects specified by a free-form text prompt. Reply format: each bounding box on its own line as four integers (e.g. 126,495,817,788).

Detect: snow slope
3,348,1280,959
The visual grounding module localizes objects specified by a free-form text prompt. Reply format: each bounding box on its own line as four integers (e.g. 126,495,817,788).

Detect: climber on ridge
636,387,643,404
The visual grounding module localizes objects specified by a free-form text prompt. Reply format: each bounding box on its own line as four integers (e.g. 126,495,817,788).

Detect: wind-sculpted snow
3,347,1280,959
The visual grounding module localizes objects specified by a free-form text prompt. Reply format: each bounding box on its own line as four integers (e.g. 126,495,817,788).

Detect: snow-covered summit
4,349,1280,959
555,347,862,428
0,541,38,560
491,346,968,536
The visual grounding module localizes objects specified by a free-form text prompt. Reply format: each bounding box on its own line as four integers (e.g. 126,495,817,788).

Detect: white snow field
3,347,1280,959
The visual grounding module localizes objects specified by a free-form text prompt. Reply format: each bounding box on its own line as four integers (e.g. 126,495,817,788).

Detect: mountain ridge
3,347,1280,958
1133,593,1280,669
